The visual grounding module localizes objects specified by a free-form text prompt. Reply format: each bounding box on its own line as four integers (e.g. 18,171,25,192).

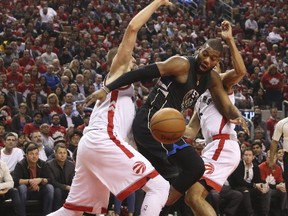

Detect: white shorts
201,138,241,192
64,129,158,214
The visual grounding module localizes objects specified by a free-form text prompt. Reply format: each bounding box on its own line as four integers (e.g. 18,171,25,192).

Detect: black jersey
143,56,212,119
133,55,212,177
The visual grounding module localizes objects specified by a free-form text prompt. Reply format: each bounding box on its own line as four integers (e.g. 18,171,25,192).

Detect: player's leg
141,174,170,216
185,181,216,216
166,145,205,205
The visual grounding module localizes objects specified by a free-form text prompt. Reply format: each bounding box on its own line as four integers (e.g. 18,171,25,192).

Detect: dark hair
54,143,67,152
25,142,38,154
252,139,262,148
243,148,254,155
206,38,223,53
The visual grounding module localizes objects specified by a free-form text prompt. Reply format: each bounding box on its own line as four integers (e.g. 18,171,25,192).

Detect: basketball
150,108,186,144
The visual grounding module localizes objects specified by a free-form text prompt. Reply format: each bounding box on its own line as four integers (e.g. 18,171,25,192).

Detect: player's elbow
126,23,138,33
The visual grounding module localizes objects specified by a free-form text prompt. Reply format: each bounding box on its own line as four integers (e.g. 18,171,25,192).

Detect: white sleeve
272,121,283,141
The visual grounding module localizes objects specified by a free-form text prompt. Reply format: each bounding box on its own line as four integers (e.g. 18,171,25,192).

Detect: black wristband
106,64,161,91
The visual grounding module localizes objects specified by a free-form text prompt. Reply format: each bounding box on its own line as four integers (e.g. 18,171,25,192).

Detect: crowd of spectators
0,0,287,215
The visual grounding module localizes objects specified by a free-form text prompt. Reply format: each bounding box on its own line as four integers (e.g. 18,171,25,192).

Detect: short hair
205,38,223,53
25,142,39,154
33,111,43,118
4,132,17,140
54,143,67,152
243,148,254,155
252,139,262,148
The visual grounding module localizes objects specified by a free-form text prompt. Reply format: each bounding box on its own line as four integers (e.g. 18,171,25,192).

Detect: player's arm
110,0,172,77
184,110,201,140
86,56,190,106
268,121,282,169
220,21,247,92
209,71,249,133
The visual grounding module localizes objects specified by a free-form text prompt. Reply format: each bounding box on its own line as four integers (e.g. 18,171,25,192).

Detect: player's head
197,38,223,73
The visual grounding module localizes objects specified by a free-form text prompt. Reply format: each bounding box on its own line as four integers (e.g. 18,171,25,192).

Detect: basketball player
48,1,171,215
86,23,248,209
268,117,288,197
184,20,248,216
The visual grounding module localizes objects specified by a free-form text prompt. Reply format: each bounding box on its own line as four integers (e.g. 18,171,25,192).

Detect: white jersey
195,89,240,191
195,89,237,140
84,85,135,139
272,117,288,151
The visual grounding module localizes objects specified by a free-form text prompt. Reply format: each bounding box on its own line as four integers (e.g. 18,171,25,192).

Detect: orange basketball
150,108,186,144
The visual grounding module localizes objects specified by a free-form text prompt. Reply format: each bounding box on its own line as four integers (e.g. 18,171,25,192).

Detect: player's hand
229,117,249,135
221,20,233,41
85,88,108,107
158,0,173,6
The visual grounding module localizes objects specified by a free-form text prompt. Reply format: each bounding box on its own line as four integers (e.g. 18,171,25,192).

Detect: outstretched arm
110,0,172,77
220,20,247,92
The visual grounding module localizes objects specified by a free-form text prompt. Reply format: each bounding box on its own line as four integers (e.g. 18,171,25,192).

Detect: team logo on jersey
133,161,146,174
204,162,215,175
181,89,199,110
108,101,116,111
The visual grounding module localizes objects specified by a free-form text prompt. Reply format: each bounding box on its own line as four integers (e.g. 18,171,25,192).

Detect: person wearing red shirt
50,113,66,140
259,150,287,215
17,73,34,98
7,62,23,86
18,50,35,69
266,107,279,140
261,64,283,109
23,111,43,141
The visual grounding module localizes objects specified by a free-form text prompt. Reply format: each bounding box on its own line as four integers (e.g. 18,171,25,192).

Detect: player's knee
184,191,201,209
143,174,170,203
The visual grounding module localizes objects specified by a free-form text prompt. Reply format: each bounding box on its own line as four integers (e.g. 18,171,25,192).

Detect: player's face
197,45,221,73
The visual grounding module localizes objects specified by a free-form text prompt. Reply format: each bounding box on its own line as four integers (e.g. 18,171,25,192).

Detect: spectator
93,74,103,91
0,160,25,216
13,142,54,216
229,148,270,216
252,139,267,166
47,93,63,115
6,81,24,115
17,73,34,100
266,107,279,140
0,132,24,172
46,143,75,211
244,14,258,39
59,104,83,129
69,83,85,102
26,92,40,117
261,64,283,109
39,123,54,149
266,27,283,44
6,62,23,86
41,45,59,66
23,111,43,141
50,114,66,140
259,150,288,215
41,65,60,90
33,82,48,105
30,130,53,161
67,129,82,157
